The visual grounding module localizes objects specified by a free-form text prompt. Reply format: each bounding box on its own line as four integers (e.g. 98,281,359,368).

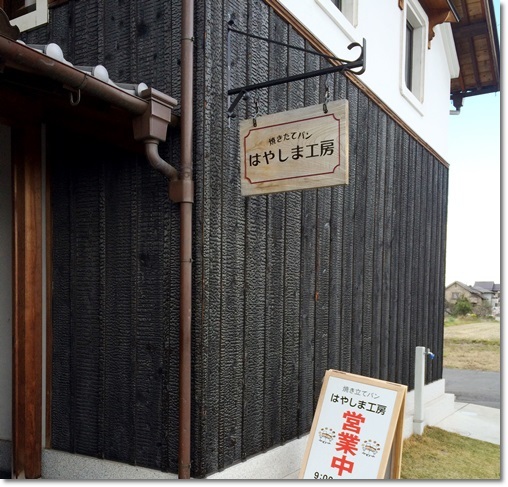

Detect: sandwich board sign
299,370,407,479
239,100,348,196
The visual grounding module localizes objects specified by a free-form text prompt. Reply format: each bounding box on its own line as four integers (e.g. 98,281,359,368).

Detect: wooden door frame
11,123,44,479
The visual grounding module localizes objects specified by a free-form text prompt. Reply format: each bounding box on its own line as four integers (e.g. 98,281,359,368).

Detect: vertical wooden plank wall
29,0,449,478
263,5,287,455
27,0,183,474
193,0,449,476
49,131,179,472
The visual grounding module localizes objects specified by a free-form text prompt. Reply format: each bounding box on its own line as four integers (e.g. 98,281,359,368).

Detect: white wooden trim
9,0,48,32
315,0,358,41
439,23,460,79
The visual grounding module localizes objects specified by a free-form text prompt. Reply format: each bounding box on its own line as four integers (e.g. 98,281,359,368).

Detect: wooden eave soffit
399,0,460,46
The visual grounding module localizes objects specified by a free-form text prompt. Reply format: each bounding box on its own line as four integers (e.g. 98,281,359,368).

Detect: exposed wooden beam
467,37,481,89
457,0,471,22
419,0,460,45
452,20,488,39
426,8,458,44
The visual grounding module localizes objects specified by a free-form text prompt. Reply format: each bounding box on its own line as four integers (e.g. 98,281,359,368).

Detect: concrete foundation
1,381,457,479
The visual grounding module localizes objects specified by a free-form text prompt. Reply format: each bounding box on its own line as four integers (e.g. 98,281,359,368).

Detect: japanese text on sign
248,139,335,166
239,101,349,196
299,370,407,480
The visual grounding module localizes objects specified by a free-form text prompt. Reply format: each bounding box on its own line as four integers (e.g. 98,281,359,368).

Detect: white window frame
9,0,48,33
332,0,358,27
315,0,358,42
400,0,427,112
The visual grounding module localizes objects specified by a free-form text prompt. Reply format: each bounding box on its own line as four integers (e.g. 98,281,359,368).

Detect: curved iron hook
345,39,366,75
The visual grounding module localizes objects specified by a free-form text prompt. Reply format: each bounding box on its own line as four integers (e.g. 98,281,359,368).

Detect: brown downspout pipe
177,0,194,479
137,4,195,478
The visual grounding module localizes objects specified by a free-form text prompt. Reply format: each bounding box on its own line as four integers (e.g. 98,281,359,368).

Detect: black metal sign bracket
226,16,366,119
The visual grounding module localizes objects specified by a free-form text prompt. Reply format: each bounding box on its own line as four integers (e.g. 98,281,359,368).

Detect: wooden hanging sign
299,370,407,479
239,100,349,196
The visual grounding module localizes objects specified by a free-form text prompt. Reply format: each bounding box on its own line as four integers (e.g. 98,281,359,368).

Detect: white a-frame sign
300,370,407,479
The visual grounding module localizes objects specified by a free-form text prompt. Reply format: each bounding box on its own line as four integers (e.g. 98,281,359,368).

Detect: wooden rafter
467,36,481,89
450,0,499,98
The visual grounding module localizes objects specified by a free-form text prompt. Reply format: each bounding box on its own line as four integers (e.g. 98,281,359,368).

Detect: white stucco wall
276,0,459,158
0,124,12,442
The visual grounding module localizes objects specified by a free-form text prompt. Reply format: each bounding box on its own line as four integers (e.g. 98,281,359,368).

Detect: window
401,0,427,108
0,0,48,32
405,21,414,92
316,0,358,35
452,292,459,300
329,0,357,26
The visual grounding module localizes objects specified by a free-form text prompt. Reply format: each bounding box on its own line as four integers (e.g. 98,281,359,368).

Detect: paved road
443,368,500,409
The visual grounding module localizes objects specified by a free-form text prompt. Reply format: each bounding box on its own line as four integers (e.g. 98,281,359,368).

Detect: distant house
473,281,501,315
445,281,501,316
445,281,484,307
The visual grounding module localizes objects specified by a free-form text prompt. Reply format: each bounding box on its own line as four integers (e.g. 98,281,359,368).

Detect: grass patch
447,337,500,346
401,426,500,479
444,316,497,327
443,340,500,371
442,321,500,371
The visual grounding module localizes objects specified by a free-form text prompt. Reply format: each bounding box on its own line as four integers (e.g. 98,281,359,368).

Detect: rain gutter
0,31,179,179
0,34,149,114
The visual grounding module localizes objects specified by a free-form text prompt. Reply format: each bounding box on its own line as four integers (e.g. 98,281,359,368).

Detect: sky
444,0,502,287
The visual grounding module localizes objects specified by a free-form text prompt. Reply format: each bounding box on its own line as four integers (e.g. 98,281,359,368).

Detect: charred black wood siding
194,0,448,477
27,0,183,473
49,131,180,472
195,0,448,475
30,0,447,478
